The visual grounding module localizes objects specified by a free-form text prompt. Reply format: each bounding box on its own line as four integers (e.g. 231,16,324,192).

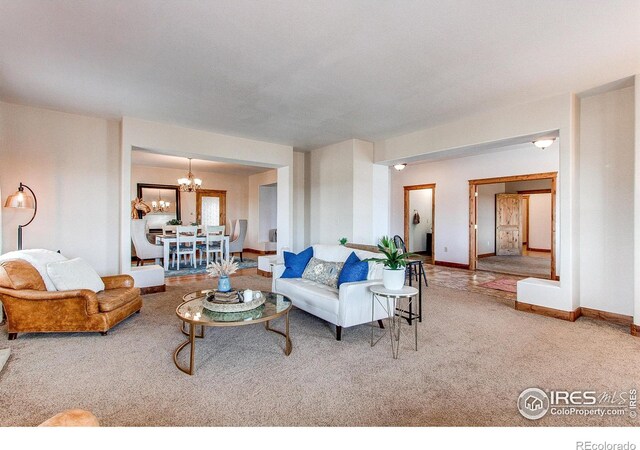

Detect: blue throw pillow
281,247,314,278
338,252,369,287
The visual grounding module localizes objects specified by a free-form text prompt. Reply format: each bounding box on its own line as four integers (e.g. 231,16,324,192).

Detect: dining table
155,234,230,270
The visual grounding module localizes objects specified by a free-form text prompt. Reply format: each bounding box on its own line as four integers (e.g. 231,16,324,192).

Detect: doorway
469,173,556,279
196,189,227,230
403,184,435,264
259,183,278,252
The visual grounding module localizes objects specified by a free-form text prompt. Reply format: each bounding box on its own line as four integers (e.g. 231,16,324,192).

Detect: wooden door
196,190,227,229
495,194,522,256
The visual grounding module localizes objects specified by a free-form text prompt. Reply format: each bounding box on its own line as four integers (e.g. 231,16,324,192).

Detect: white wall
309,139,377,246
130,164,249,230
259,184,277,242
246,170,278,250
477,183,505,255
0,102,120,275
408,189,433,252
389,143,560,267
528,193,552,250
580,86,635,316
181,192,197,226
309,140,354,245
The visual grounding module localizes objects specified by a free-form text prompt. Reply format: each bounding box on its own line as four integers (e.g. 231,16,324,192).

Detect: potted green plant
366,236,415,290
339,237,348,246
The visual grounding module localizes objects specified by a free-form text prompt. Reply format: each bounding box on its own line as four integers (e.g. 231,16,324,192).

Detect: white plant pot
383,268,405,290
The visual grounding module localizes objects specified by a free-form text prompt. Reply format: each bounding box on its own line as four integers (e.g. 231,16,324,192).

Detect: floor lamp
4,182,38,250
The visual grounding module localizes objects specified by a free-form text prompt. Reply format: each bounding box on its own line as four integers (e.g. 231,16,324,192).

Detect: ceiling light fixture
533,138,556,150
178,158,202,192
394,163,407,171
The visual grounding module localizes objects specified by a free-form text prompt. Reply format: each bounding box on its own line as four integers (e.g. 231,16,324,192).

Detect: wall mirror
136,183,181,231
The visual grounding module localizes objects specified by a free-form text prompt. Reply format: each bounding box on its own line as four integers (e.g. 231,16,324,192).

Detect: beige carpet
0,275,638,427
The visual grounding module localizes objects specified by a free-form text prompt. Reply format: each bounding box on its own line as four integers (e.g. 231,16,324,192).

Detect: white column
352,140,375,244
371,164,390,244
634,75,640,329
120,122,132,274
277,166,292,254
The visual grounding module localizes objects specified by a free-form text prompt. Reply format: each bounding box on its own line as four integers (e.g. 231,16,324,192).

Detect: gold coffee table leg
174,322,197,375
265,312,292,356
181,321,205,338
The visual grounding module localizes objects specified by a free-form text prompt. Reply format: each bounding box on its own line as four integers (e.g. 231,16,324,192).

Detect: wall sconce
394,163,407,171
533,138,556,149
4,182,38,250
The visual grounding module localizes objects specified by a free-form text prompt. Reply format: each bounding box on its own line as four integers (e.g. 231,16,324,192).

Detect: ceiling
131,149,271,175
0,1,638,150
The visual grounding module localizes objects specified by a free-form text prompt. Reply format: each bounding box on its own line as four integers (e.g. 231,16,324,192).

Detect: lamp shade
4,182,38,251
4,189,35,209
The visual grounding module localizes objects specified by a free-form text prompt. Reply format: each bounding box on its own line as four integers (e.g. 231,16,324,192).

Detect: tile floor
423,264,520,305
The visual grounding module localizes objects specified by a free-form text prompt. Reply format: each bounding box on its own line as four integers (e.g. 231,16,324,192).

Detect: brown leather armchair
0,259,142,340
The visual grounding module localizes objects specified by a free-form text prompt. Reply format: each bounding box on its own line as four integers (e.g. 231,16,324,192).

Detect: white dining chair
201,225,225,265
131,219,163,266
173,226,197,270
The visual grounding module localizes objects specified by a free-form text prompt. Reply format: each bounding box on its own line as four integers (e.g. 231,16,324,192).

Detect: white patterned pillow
301,257,344,288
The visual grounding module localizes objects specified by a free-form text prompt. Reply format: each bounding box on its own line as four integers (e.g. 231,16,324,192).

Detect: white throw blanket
0,249,67,291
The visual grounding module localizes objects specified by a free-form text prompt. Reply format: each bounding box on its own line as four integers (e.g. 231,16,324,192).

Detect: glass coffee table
174,290,293,375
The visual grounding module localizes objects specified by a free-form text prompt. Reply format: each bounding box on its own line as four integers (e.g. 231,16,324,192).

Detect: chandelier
178,158,202,192
151,190,170,213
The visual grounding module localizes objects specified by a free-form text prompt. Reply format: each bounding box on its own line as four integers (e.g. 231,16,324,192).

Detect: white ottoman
257,255,283,278
130,264,165,294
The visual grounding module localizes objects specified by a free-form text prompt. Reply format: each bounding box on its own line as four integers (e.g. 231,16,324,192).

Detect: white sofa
272,244,388,340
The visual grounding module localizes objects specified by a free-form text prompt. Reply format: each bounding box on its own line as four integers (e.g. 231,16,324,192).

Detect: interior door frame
469,172,557,280
517,189,552,251
521,194,530,246
196,189,227,229
403,184,436,259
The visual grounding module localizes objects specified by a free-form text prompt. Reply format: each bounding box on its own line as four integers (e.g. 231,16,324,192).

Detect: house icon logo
518,388,550,420
525,395,543,411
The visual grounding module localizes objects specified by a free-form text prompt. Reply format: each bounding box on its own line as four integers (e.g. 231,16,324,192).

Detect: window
201,196,220,227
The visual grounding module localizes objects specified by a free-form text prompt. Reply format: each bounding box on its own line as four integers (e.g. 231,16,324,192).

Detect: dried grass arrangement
206,257,240,278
